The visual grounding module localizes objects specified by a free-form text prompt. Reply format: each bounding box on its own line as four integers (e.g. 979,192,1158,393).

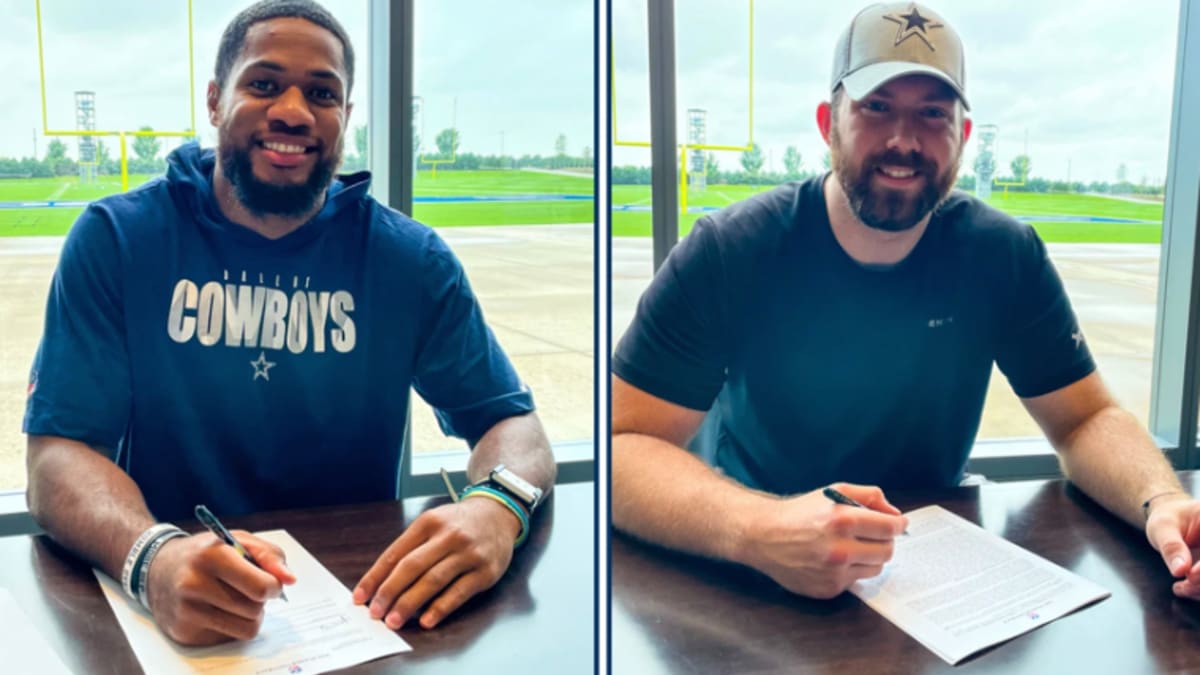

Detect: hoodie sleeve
23,205,133,454
410,232,534,447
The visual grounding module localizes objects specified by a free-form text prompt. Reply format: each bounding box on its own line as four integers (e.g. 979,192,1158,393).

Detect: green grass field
0,170,595,236
0,172,1163,243
611,184,1164,244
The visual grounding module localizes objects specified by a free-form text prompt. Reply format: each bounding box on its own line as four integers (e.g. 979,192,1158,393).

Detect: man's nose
884,116,921,156
267,86,316,129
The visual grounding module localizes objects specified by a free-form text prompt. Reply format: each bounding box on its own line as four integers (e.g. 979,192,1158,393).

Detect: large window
612,0,1185,474
406,0,595,470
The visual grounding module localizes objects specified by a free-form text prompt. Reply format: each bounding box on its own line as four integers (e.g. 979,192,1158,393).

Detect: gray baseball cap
831,2,969,110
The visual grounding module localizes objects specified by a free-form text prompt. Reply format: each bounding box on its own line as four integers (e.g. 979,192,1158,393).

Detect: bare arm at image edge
26,434,159,579
611,375,773,563
612,375,908,599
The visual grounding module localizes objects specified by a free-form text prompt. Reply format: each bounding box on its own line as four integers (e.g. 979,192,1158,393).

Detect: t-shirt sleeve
23,205,132,453
993,229,1096,398
411,234,534,446
612,217,731,411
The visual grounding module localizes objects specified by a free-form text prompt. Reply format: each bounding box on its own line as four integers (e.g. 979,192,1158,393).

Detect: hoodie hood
165,142,372,248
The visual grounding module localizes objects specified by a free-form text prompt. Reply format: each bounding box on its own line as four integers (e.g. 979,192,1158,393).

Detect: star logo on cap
883,4,944,50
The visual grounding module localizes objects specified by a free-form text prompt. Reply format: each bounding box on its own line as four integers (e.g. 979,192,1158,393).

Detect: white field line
46,182,70,200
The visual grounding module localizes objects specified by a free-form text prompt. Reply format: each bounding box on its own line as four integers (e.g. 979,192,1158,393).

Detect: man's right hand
145,531,295,645
737,483,907,599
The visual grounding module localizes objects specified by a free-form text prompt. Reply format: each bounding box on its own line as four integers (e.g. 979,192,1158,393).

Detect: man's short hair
830,85,847,125
214,0,355,95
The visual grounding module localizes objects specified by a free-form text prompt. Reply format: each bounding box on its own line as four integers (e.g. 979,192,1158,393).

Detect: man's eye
864,100,888,113
923,107,948,119
248,80,277,94
310,88,337,102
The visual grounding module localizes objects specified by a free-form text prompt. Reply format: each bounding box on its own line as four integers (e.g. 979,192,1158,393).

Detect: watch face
492,467,541,506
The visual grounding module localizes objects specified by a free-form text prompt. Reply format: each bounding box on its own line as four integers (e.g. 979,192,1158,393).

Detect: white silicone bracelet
121,524,181,599
136,530,188,610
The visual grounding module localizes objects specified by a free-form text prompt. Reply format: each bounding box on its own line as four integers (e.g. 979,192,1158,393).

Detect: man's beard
831,127,959,232
219,141,339,218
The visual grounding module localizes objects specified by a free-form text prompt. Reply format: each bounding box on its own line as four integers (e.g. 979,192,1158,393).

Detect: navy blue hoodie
25,143,533,520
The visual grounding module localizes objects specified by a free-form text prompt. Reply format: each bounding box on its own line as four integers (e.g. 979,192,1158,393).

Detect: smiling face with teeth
819,75,971,233
208,16,352,222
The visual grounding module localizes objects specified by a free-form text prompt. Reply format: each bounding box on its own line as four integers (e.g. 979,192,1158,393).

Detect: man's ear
962,116,973,144
816,101,833,146
207,81,221,128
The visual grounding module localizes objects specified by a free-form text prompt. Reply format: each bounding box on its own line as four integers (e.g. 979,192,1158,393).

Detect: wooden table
613,473,1200,674
0,482,595,674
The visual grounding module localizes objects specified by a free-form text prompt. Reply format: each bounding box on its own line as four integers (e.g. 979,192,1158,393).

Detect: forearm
467,412,556,494
1055,406,1184,527
612,431,776,564
26,435,157,579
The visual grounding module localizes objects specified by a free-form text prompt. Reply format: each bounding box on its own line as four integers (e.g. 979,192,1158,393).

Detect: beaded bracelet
122,524,183,599
461,485,530,548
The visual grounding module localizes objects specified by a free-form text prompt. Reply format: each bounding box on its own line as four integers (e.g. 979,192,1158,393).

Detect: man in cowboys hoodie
23,0,555,646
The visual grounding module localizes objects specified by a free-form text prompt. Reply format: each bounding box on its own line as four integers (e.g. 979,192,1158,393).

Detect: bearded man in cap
612,2,1200,601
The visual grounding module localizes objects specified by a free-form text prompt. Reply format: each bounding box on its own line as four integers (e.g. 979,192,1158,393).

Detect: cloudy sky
614,0,1181,185
1,1,1182,185
1,0,593,161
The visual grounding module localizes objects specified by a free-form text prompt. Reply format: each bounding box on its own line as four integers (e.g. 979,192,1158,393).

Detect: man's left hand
1145,494,1200,599
352,497,521,629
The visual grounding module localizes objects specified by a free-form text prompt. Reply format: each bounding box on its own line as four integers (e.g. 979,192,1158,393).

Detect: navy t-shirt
24,143,534,520
613,175,1094,494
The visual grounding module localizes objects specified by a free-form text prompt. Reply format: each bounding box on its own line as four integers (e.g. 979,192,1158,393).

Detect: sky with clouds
614,0,1182,185
1,1,1182,185
1,0,593,162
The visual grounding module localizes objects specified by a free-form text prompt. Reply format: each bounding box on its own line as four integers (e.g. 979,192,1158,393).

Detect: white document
850,505,1110,665
0,587,75,675
95,529,411,674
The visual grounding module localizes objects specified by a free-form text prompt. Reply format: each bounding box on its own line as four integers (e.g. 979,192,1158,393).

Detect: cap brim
840,61,970,111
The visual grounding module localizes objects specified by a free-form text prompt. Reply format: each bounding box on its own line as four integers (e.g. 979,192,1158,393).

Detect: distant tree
581,145,591,164
555,133,568,157
783,146,802,177
1117,163,1128,183
1010,154,1031,181
435,128,459,157
821,150,832,171
705,152,719,176
95,139,114,174
740,142,764,177
43,138,77,176
45,138,68,162
133,126,162,161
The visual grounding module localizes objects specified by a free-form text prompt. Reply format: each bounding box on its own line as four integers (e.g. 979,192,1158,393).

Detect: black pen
822,487,909,535
194,504,288,601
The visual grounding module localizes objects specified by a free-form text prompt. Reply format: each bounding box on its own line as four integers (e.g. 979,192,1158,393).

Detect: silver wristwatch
480,464,543,514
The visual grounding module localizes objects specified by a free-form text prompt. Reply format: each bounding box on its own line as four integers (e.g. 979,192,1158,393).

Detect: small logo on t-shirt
250,352,277,381
27,371,37,397
1072,330,1085,349
927,316,955,328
